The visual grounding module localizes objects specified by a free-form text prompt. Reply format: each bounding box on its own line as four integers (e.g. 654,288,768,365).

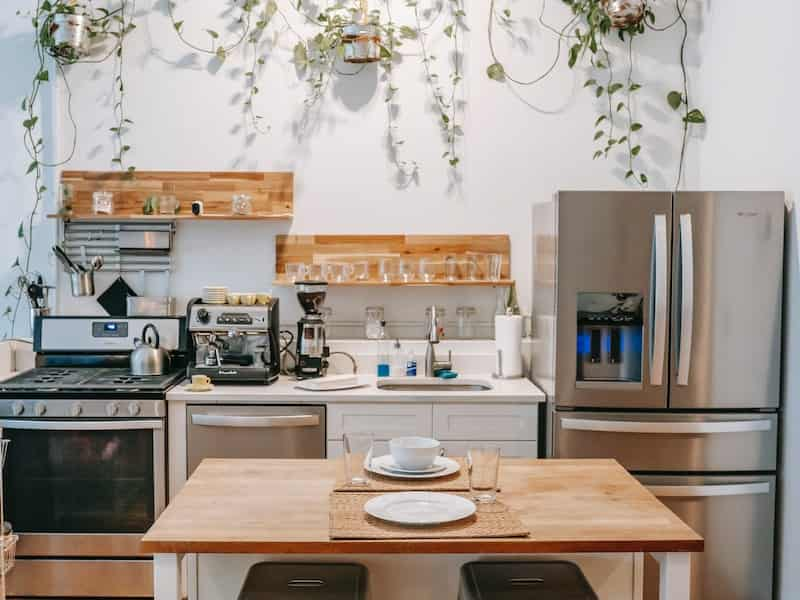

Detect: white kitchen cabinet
327,403,432,441
433,403,538,441
439,440,538,458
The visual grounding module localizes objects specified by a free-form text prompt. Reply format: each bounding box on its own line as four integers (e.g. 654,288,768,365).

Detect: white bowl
389,436,441,471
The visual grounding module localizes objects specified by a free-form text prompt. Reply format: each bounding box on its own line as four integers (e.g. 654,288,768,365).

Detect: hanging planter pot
48,13,92,60
341,22,382,64
602,0,646,29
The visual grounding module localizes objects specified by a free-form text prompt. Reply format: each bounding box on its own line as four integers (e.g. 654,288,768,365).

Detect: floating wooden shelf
275,234,512,287
55,170,294,221
273,277,515,287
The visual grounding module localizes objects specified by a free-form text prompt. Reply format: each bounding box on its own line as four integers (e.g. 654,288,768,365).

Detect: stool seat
238,562,367,600
459,561,598,600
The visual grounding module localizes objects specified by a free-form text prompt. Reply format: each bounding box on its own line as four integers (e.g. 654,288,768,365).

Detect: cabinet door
327,403,432,441
439,440,538,458
433,404,538,441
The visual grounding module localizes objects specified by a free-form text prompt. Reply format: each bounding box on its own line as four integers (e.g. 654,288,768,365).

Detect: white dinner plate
367,455,460,479
364,492,476,526
379,460,447,475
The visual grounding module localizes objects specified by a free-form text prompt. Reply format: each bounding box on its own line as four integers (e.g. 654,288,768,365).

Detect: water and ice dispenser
576,293,643,384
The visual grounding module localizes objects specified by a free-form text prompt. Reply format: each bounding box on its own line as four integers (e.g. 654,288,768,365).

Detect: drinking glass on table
343,432,374,486
467,446,500,504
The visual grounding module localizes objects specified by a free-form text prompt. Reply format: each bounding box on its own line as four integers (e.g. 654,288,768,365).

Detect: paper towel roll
495,315,523,378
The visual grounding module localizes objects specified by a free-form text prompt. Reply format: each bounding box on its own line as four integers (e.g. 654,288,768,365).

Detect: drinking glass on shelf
485,253,503,281
398,258,415,283
306,263,323,281
92,191,114,215
419,257,439,283
343,432,374,487
231,193,253,215
461,256,480,281
352,260,370,281
284,263,306,282
445,255,458,282
321,263,339,282
378,258,398,283
467,445,500,504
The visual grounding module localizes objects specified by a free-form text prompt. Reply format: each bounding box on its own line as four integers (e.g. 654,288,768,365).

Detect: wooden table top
140,458,703,555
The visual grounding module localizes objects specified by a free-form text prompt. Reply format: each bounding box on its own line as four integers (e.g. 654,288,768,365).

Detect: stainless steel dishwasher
187,405,326,474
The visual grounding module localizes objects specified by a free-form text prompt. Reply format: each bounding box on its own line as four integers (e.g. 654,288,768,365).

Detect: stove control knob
34,402,47,416
11,401,24,416
197,308,210,324
70,402,83,417
127,402,141,416
106,402,119,417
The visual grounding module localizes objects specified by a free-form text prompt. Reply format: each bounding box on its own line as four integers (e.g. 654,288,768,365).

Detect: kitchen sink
376,378,493,392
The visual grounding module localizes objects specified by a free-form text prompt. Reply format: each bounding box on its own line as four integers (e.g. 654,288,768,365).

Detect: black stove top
0,367,184,395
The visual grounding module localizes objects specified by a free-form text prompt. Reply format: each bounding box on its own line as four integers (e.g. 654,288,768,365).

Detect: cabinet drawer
433,404,538,441
439,440,538,458
327,403,432,441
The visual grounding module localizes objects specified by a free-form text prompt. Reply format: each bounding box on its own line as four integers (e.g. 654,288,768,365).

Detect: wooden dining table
141,458,703,600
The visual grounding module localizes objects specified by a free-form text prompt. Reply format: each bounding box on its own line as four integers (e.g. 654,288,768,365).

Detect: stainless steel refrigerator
531,191,785,600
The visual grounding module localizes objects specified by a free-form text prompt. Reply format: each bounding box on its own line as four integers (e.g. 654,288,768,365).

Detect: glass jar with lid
456,306,477,339
365,306,385,339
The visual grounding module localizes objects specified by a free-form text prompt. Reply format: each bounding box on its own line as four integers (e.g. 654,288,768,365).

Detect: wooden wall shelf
54,171,293,221
275,234,512,287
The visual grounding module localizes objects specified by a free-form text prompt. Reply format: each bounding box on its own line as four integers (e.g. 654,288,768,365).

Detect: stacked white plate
366,455,461,479
203,286,228,304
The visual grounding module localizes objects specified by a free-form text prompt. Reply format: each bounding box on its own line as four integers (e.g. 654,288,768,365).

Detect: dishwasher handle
646,482,771,498
191,414,320,428
560,417,772,434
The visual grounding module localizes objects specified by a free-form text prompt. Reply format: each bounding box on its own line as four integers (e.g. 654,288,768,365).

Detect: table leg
154,553,184,600
651,552,691,600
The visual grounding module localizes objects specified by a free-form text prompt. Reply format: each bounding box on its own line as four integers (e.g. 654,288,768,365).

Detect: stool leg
154,553,184,600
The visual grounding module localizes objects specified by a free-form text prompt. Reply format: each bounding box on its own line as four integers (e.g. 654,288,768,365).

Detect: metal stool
237,562,367,600
459,561,598,600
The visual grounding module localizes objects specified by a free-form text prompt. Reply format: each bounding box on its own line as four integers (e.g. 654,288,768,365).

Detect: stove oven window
3,428,154,533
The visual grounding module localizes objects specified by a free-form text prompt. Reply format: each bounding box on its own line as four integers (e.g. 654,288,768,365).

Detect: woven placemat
329,492,530,540
334,458,471,492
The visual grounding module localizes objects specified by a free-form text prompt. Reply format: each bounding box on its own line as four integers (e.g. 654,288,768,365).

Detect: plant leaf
595,115,607,127
568,44,580,68
631,122,643,132
215,46,227,61
608,83,623,95
26,160,38,175
593,150,603,160
640,173,648,184
584,78,597,88
486,62,505,82
594,130,604,141
625,170,634,179
293,41,308,66
173,20,183,32
685,109,706,124
17,223,24,238
595,86,604,98
631,145,641,156
667,90,683,110
206,29,219,39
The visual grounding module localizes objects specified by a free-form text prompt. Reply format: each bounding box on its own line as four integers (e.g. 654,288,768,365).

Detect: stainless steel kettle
130,323,171,375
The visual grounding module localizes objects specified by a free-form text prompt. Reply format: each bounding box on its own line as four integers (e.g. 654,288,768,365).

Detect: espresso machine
295,281,330,379
187,298,280,384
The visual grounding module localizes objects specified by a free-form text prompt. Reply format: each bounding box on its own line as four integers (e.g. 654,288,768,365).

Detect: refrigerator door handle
646,482,771,498
677,213,695,386
650,214,668,386
560,417,773,434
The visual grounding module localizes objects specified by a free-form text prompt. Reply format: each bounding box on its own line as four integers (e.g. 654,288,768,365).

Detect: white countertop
166,374,546,404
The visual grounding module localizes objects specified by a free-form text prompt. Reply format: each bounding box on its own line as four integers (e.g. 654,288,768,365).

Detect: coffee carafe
295,281,330,379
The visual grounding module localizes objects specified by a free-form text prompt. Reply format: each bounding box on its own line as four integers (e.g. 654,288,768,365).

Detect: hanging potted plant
341,0,382,64
40,0,94,61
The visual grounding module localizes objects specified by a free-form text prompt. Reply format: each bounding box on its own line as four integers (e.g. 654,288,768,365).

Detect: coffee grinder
295,281,330,379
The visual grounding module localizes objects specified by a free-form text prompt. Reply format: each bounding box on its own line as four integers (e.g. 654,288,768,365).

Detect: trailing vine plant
6,0,135,336
486,0,705,188
166,0,463,177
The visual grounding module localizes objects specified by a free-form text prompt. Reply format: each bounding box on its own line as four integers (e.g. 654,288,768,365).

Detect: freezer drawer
554,411,777,471
639,475,776,600
187,405,326,475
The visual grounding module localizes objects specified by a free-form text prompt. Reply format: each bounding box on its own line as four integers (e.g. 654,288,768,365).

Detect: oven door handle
191,414,320,428
0,419,163,431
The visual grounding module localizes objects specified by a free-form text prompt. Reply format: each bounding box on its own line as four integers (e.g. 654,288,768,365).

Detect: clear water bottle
376,321,390,377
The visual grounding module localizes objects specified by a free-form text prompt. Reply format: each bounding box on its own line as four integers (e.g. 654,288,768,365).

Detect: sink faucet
424,305,452,377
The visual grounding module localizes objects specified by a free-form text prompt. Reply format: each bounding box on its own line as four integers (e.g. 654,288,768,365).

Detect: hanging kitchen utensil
97,276,137,316
130,323,171,376
52,245,79,273
342,0,382,63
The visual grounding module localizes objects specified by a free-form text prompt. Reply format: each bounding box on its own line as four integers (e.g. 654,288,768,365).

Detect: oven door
1,418,165,598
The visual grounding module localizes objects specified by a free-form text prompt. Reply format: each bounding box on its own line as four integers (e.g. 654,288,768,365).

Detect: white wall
1,0,699,333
